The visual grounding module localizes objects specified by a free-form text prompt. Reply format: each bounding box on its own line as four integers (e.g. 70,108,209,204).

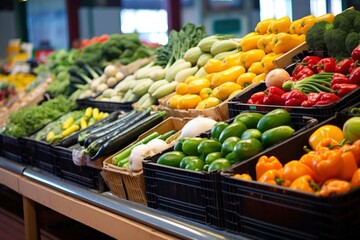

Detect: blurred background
0,0,357,62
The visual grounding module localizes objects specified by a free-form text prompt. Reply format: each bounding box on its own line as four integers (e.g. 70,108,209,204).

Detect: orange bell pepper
318,179,352,197
351,168,360,187
282,160,317,183
289,175,319,193
234,173,253,181
339,150,358,181
257,169,288,186
308,125,345,150
348,139,360,165
255,155,283,180
315,149,344,183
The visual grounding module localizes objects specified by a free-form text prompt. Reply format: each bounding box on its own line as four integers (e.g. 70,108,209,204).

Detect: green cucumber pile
156,109,296,172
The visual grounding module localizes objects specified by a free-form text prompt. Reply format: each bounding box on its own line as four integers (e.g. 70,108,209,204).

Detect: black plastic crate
143,113,318,229
21,137,55,174
53,145,107,192
221,115,360,240
143,149,224,229
228,82,360,121
0,134,29,164
76,97,135,113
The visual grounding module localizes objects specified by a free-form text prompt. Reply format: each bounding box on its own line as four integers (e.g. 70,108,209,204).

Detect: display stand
0,157,247,240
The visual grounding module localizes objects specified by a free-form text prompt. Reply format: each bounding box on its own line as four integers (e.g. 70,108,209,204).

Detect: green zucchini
84,109,152,155
78,110,138,145
90,111,166,160
83,110,147,148
156,130,177,141
60,110,120,147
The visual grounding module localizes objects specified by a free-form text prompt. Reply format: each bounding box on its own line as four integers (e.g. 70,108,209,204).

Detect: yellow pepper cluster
165,13,334,111
0,73,36,89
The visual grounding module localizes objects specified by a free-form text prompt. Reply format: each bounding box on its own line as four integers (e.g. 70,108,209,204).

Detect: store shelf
0,157,248,240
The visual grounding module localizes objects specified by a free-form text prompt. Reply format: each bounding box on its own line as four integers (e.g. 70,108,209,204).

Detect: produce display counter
0,157,248,240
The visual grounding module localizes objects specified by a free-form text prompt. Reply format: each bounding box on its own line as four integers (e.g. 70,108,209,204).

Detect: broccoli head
333,8,360,32
306,20,332,51
345,32,360,54
324,27,350,58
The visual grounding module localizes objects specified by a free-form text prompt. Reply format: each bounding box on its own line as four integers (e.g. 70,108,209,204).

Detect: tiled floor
0,185,115,240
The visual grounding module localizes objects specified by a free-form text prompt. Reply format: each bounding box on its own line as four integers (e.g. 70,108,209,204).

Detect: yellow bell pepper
211,82,242,101
222,52,242,69
252,73,266,84
177,94,203,110
204,58,224,74
187,78,211,94
261,52,284,73
271,33,306,54
236,72,257,88
256,34,275,53
317,13,334,23
166,94,182,109
211,65,246,88
248,62,264,75
239,35,263,52
289,18,302,34
195,97,222,109
239,49,266,69
255,18,275,34
267,16,291,34
299,15,317,34
199,87,213,99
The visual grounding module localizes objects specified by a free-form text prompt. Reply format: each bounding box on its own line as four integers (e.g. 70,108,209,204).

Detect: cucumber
261,125,295,148
60,110,120,147
89,111,166,160
84,109,151,153
256,109,291,133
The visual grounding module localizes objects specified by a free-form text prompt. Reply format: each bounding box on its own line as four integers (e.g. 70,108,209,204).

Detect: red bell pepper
301,93,320,107
351,44,360,62
331,73,349,87
295,67,315,80
315,58,336,73
301,56,321,71
263,86,285,105
247,91,266,104
281,90,308,106
292,64,307,77
348,67,360,85
331,83,359,97
335,58,354,75
315,92,340,105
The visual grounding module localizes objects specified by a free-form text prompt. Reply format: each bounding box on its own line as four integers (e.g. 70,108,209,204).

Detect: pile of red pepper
247,44,360,107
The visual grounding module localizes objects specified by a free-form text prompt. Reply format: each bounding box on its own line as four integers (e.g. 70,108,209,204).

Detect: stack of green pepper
157,109,296,172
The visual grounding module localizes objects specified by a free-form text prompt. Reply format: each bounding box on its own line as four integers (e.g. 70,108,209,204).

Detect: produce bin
228,82,360,121
102,117,190,206
21,137,55,173
53,145,108,192
76,97,135,113
221,115,360,240
143,113,318,229
0,134,28,164
156,93,229,121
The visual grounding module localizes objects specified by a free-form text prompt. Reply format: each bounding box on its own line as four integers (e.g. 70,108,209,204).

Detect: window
120,0,168,45
259,0,292,20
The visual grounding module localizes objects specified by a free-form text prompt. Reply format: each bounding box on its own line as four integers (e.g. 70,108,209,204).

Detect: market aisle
0,185,115,240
